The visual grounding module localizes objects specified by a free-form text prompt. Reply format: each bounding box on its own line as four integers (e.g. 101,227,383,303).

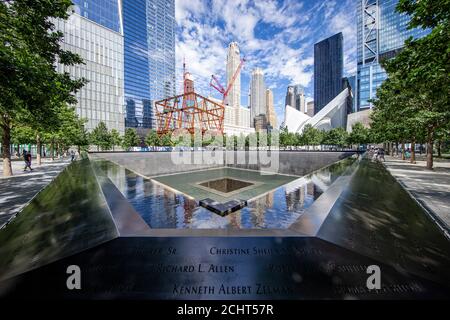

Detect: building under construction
154,58,244,136
155,72,225,135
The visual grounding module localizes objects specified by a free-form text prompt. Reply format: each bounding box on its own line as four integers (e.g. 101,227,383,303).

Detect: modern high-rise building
285,85,305,113
306,101,315,117
357,0,429,110
314,33,344,114
123,0,176,130
250,68,266,127
266,89,277,129
57,0,125,134
226,42,241,108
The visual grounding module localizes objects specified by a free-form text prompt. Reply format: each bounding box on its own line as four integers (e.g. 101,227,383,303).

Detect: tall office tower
314,32,343,114
250,68,266,127
226,42,241,108
285,85,305,112
123,0,176,130
306,101,315,117
58,0,125,134
266,89,277,129
357,0,429,110
345,75,357,113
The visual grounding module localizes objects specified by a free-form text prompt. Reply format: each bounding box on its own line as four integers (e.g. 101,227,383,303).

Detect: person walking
70,150,76,162
378,148,386,162
23,150,33,171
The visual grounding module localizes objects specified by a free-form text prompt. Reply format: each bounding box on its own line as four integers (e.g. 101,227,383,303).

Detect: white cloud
175,0,358,122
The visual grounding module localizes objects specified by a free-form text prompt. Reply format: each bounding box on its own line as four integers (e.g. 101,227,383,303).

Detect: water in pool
93,157,356,229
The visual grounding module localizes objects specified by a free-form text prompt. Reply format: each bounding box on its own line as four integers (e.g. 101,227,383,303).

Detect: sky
175,0,357,127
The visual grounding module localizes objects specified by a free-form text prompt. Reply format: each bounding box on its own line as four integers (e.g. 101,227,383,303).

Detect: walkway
384,156,450,235
0,158,70,229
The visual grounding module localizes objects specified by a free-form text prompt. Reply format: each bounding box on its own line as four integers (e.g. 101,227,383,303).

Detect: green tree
90,122,112,151
348,122,370,147
110,129,122,151
0,0,85,176
122,128,140,151
145,130,160,148
159,133,173,147
302,125,323,149
322,128,348,149
370,0,450,169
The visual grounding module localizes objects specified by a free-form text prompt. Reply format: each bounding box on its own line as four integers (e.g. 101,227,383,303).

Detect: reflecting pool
93,157,357,229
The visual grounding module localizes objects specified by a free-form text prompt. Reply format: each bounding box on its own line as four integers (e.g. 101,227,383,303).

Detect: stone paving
0,158,70,229
384,155,450,235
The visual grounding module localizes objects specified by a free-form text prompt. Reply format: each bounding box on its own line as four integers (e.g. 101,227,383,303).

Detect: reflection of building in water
307,182,314,197
286,185,307,211
265,193,274,208
250,196,268,227
229,210,242,228
183,197,197,225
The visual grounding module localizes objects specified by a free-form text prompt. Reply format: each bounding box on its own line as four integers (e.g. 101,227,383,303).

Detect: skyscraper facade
123,0,176,130
73,0,122,33
357,0,429,110
250,68,266,127
59,0,125,134
285,85,305,113
266,89,277,129
306,101,315,117
226,42,241,108
314,33,344,114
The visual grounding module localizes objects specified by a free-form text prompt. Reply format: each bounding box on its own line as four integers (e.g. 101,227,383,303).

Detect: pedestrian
70,150,76,162
378,148,386,162
23,150,33,171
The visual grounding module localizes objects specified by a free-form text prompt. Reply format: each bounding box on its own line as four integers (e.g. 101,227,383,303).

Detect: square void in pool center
151,167,298,203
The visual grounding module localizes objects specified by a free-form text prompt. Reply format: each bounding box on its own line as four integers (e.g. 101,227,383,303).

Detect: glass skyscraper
73,0,122,33
357,0,429,110
123,0,176,130
60,0,125,134
314,33,344,114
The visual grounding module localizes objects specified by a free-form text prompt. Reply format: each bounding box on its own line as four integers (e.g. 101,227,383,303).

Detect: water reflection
94,157,356,230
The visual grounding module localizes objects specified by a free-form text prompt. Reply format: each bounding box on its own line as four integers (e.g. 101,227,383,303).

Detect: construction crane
210,58,246,105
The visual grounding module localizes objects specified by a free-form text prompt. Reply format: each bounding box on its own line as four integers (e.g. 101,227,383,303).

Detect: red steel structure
154,92,225,135
155,58,245,136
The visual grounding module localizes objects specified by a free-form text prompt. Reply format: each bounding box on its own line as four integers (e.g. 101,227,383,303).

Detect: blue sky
175,0,357,126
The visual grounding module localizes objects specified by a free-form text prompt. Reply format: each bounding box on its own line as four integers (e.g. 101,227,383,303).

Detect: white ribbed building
226,42,241,108
250,68,266,126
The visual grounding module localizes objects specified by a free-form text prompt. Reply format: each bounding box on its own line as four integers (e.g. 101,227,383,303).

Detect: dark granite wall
90,151,355,177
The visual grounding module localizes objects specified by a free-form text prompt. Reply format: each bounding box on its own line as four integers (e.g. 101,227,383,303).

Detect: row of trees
369,0,450,169
279,123,370,149
1,0,87,176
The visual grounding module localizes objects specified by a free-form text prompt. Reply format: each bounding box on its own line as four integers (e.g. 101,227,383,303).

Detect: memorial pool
92,157,356,229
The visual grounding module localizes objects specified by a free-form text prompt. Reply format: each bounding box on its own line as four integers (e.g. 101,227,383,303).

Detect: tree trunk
402,142,406,160
51,140,55,161
1,119,13,177
426,129,434,170
411,139,416,164
427,140,434,170
395,142,399,156
36,134,42,166
437,139,442,158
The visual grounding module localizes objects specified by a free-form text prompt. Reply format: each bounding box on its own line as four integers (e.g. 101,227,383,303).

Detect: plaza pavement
0,158,70,229
384,155,450,236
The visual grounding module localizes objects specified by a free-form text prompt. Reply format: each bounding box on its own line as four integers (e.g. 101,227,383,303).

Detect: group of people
369,147,386,162
21,149,77,173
